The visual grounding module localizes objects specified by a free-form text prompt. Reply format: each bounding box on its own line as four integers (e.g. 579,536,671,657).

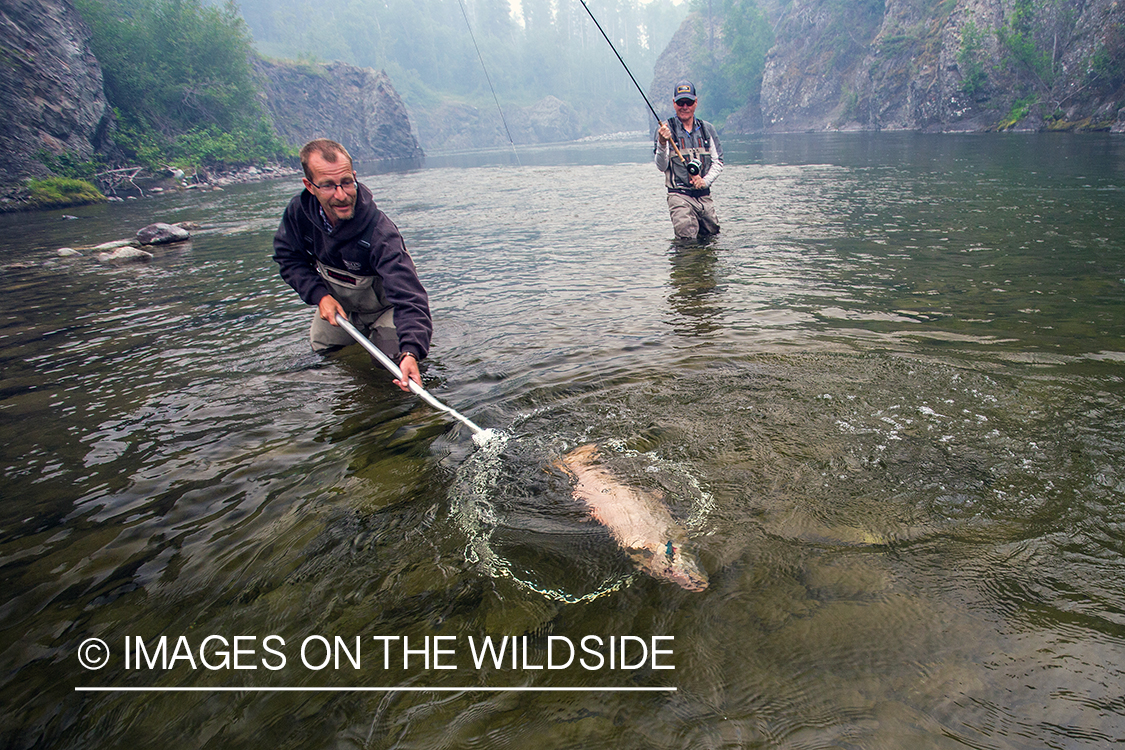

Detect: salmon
556,444,708,592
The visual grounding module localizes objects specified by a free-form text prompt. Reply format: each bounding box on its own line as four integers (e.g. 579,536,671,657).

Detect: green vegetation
72,0,290,173
688,0,774,125
36,150,106,183
839,86,860,123
998,0,1054,88
1089,23,1125,94
997,95,1036,129
26,177,106,208
997,0,1080,96
957,20,988,96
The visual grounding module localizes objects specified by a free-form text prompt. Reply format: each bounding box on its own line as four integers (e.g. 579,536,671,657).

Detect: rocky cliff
0,0,112,189
650,11,718,119
0,4,424,193
654,0,1125,134
254,58,424,165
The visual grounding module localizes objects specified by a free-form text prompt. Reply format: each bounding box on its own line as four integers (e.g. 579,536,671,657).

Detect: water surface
1,133,1123,748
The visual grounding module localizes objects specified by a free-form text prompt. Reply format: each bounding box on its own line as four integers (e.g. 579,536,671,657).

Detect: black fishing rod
576,0,689,164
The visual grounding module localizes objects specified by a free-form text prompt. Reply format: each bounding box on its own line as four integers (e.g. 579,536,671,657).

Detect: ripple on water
2,136,1124,749
450,426,714,603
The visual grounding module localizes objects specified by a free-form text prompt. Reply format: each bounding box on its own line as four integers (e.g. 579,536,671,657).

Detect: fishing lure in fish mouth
623,539,708,592
659,541,709,593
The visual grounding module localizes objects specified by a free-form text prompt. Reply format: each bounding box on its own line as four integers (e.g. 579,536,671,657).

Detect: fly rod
576,0,688,164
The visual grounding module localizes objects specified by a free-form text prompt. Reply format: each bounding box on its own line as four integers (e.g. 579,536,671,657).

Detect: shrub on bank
74,0,292,175
27,177,107,208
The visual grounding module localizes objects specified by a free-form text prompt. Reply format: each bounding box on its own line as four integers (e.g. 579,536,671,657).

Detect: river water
1,133,1123,748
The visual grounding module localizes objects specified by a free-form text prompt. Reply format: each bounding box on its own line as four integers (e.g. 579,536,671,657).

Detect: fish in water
555,444,708,592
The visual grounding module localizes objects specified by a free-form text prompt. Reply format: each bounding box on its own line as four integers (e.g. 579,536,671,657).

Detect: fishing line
577,0,663,125
456,0,521,165
576,0,688,163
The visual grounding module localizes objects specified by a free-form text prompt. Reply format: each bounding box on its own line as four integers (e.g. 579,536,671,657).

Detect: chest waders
308,234,398,357
662,118,720,239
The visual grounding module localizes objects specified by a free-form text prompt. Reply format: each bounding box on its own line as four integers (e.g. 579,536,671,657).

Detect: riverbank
0,161,303,213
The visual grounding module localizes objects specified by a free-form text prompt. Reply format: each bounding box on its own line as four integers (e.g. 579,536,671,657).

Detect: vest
665,117,714,196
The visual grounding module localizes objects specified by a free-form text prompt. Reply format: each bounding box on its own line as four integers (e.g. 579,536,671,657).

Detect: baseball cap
673,81,697,102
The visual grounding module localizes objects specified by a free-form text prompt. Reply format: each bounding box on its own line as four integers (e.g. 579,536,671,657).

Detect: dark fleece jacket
273,183,432,360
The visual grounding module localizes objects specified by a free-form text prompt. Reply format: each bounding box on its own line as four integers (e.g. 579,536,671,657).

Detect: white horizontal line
75,686,676,693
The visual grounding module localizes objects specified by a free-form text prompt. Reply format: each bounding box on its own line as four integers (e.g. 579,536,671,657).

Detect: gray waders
667,192,720,239
309,261,398,357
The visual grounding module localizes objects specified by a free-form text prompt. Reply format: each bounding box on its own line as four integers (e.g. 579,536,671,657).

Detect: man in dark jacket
273,139,432,392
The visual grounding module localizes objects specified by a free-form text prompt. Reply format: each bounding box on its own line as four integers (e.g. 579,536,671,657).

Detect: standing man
273,138,432,392
655,81,724,240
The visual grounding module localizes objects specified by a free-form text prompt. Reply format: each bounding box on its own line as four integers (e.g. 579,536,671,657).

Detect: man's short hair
299,139,353,180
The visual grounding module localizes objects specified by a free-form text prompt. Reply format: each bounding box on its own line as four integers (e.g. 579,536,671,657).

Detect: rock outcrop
254,58,424,165
654,0,1125,134
0,9,425,196
648,12,715,127
0,0,112,190
765,0,1125,132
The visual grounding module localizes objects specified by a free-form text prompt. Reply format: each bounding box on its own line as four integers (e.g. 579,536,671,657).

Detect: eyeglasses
675,99,695,107
311,177,357,194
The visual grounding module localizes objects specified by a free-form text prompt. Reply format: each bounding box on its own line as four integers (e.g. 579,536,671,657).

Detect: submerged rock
136,222,190,245
97,246,153,263
91,238,136,251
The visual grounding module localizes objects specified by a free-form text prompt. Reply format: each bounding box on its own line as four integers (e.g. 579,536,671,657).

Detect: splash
450,433,713,603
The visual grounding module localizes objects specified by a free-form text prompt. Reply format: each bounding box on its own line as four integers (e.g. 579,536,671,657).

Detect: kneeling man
273,139,432,391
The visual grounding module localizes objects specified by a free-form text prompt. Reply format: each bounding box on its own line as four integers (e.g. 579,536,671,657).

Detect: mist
234,0,690,146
